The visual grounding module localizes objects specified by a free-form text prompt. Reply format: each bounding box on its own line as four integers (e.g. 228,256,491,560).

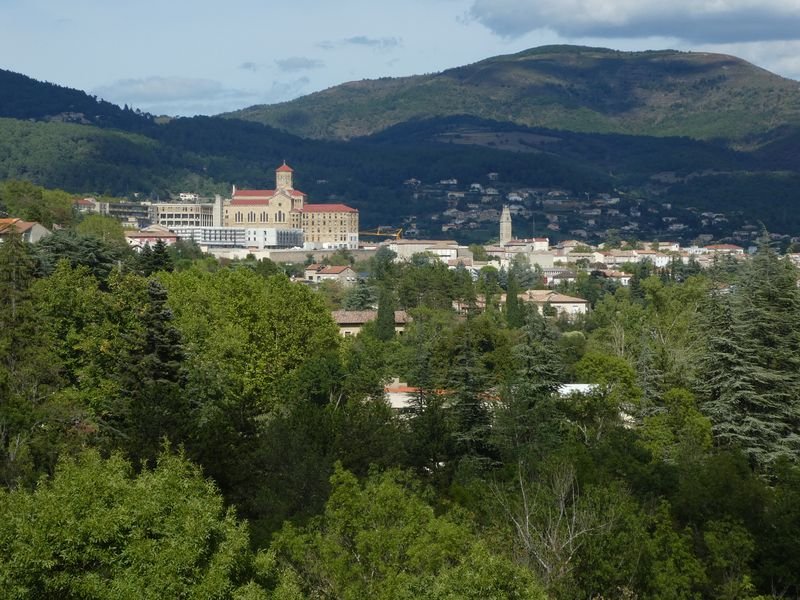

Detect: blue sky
2,0,799,116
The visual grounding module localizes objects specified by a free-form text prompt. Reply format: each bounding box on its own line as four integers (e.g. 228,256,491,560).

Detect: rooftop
302,203,358,213
0,218,39,235
331,310,411,325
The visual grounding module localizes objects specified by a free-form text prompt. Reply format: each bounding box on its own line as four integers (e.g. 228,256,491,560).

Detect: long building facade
148,196,224,229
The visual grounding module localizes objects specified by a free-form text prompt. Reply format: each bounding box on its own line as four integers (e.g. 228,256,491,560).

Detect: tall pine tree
698,239,800,467
115,279,187,463
493,310,563,462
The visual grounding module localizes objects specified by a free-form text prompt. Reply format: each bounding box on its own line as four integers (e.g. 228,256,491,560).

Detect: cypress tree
505,271,523,328
375,285,396,341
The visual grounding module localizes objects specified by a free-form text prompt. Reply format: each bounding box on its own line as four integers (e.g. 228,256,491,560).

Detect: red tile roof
231,189,306,206
302,203,357,213
319,265,353,274
233,189,305,198
276,162,294,173
125,231,178,239
233,189,274,197
0,218,37,234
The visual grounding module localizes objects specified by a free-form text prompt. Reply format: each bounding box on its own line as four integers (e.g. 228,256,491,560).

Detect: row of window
232,211,287,224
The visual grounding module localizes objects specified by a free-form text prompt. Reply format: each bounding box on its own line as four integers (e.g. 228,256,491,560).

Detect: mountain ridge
224,45,800,143
3,50,800,238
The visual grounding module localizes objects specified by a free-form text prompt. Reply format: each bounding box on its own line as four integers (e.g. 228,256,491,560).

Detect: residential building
453,290,589,319
387,239,468,262
0,218,51,243
331,310,411,336
124,224,178,250
304,264,358,286
73,197,98,213
595,270,632,286
704,244,745,255
519,290,589,317
542,268,577,286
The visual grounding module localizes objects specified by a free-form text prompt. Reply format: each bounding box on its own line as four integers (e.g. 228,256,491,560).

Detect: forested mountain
226,45,800,143
2,47,800,236
0,68,156,132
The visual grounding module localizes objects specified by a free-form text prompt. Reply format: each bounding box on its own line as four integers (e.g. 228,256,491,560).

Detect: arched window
248,211,255,223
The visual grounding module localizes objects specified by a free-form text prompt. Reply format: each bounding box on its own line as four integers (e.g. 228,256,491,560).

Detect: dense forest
2,207,800,598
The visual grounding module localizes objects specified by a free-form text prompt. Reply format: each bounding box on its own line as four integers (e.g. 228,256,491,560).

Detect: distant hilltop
224,45,800,142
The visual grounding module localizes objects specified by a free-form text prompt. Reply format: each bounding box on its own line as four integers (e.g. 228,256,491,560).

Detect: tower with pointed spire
500,204,512,246
276,161,293,191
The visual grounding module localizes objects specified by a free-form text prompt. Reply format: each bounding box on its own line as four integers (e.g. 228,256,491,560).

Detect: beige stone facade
224,163,359,249
301,204,359,249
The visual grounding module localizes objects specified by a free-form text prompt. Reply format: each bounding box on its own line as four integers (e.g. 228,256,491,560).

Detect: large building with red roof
224,162,359,249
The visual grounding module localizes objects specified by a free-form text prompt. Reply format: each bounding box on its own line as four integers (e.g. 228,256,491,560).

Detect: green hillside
226,45,800,142
2,55,800,237
0,68,158,132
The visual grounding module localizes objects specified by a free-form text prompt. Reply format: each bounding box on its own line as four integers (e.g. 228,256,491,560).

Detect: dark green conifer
375,285,396,341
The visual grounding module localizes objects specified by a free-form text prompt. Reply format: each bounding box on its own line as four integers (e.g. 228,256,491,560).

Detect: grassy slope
226,46,800,142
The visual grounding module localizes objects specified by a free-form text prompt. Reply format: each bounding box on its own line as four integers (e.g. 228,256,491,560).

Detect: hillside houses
398,167,769,247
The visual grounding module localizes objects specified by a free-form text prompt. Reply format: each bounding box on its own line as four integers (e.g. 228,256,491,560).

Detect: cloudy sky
1,0,799,116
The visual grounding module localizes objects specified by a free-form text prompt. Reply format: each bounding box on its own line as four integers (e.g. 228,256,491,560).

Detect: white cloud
469,0,800,43
275,57,325,72
92,76,259,116
693,40,800,80
317,36,403,51
344,36,402,50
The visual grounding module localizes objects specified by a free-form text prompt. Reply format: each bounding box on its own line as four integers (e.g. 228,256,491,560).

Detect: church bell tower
276,161,294,191
500,205,512,246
